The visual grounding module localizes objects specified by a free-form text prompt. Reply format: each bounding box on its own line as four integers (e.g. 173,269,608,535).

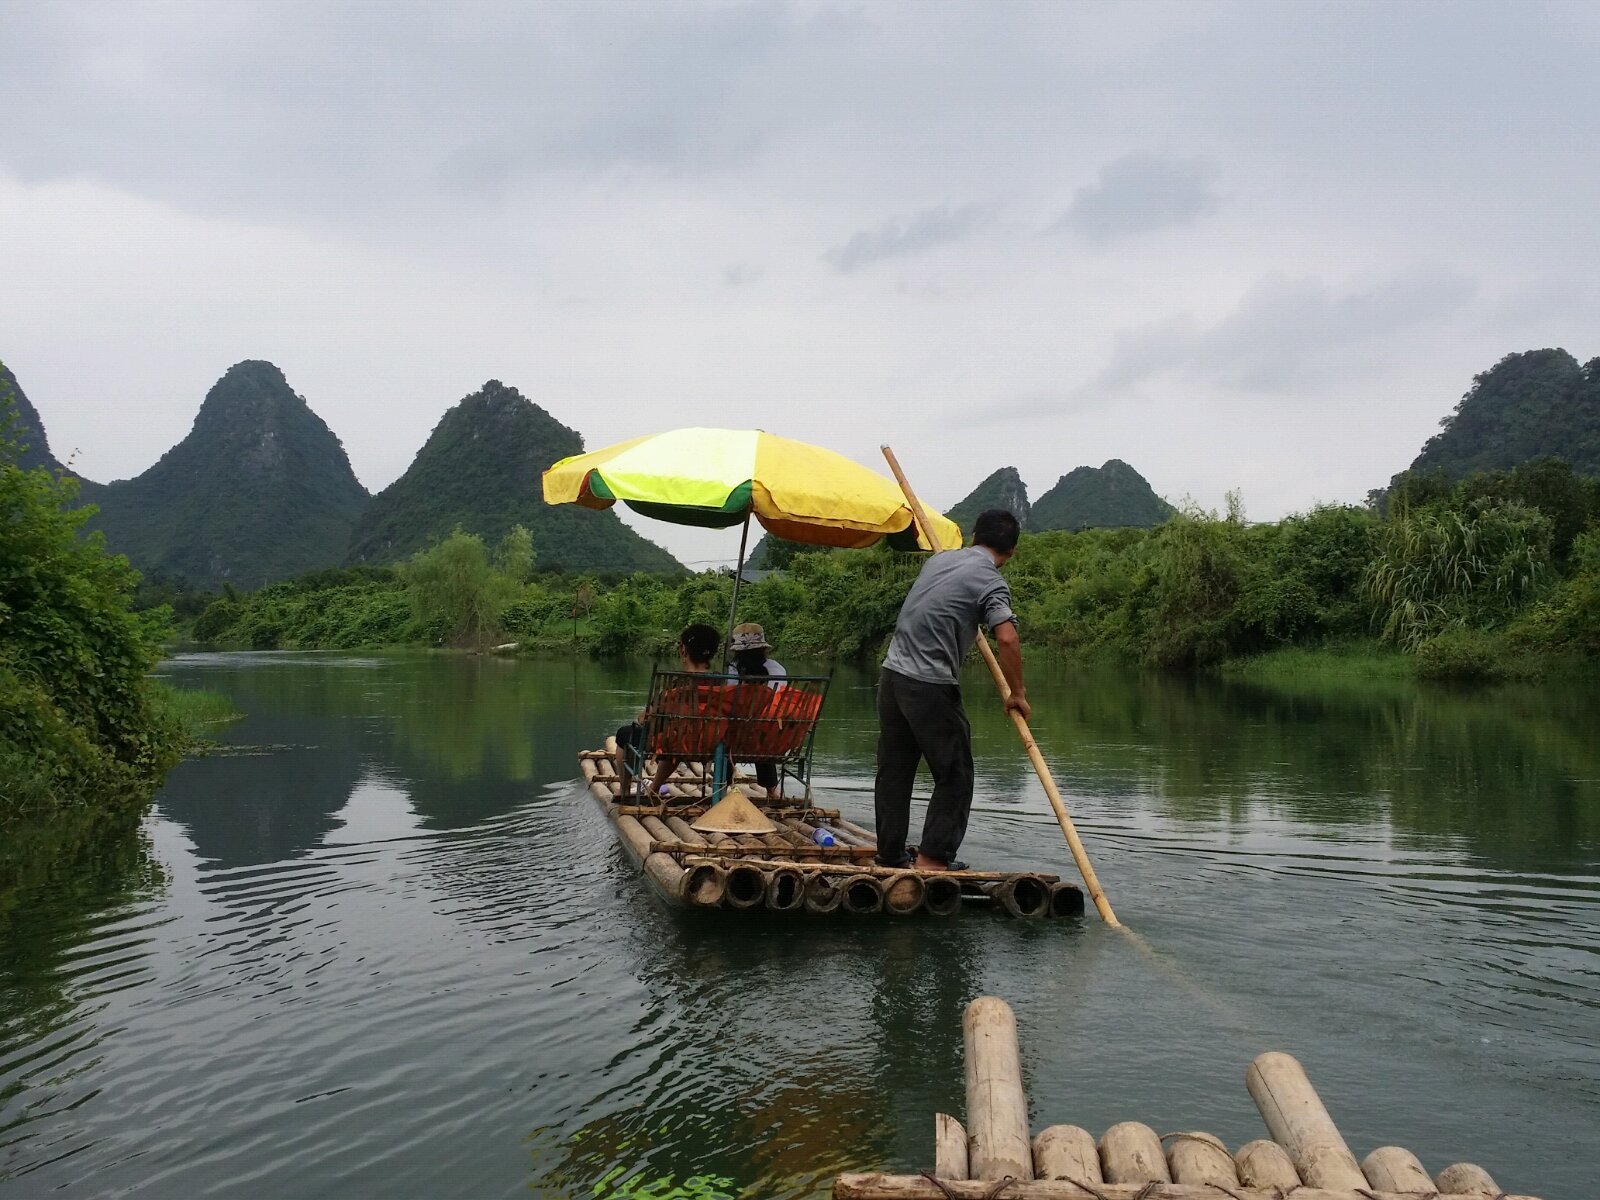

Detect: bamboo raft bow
835,996,1536,1200
580,746,1085,919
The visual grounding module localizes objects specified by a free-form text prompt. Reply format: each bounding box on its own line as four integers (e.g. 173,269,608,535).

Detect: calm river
2,653,1597,1198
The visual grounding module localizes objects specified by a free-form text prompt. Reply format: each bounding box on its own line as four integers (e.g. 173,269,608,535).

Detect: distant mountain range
4,359,681,589
9,346,1599,587
945,459,1173,536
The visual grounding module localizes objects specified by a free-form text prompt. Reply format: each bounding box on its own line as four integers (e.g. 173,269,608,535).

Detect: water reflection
0,652,1595,1198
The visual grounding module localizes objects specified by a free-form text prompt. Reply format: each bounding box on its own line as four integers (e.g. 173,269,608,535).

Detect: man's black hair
972,509,1021,554
679,623,721,666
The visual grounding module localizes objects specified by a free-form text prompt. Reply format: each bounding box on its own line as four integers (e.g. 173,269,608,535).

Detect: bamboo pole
803,873,844,914
962,997,1033,1181
880,445,1119,926
923,875,963,917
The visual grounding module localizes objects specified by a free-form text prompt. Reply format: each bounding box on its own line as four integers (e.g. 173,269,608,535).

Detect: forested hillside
1,360,70,476
1031,459,1173,531
90,361,370,589
1403,349,1600,483
946,466,1031,535
346,380,680,574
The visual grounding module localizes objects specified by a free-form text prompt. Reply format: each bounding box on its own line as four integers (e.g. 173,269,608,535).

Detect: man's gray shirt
882,546,1017,686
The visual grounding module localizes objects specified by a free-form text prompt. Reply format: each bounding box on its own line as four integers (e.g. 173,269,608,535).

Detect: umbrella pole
724,507,753,670
880,444,1121,927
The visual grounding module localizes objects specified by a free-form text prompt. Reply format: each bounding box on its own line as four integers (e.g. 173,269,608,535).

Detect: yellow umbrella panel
542,427,960,550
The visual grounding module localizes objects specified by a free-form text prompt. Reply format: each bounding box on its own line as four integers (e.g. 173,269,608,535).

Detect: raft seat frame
622,669,831,806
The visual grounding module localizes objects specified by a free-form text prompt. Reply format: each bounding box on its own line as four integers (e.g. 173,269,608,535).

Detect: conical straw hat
691,789,778,836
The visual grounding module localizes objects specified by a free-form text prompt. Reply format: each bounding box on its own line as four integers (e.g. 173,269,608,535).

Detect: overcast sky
3,0,1598,567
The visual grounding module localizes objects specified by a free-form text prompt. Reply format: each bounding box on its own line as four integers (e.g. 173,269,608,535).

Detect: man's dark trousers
873,667,975,866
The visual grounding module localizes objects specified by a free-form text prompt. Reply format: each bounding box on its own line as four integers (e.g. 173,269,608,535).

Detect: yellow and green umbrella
542,427,960,551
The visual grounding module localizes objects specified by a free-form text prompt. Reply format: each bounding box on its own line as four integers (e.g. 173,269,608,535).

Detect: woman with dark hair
614,623,720,799
730,622,786,800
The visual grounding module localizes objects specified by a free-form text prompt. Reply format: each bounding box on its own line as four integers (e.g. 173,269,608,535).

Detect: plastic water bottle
812,827,837,847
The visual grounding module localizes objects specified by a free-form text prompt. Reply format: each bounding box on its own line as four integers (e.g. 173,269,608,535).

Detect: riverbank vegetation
185,457,1600,682
0,400,220,824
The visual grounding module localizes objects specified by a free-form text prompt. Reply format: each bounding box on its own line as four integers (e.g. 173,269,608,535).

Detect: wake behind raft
577,669,1083,921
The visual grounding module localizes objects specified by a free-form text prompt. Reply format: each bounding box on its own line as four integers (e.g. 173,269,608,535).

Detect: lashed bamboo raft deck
580,745,1085,919
835,997,1537,1199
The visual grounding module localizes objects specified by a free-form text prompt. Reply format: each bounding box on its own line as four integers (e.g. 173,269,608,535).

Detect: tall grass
150,683,242,745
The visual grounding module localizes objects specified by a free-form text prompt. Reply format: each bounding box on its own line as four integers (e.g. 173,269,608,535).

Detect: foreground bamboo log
934,1114,969,1181
962,997,1033,1180
1361,1146,1431,1191
1165,1131,1238,1186
1032,1126,1100,1183
681,855,1058,886
1435,1162,1501,1194
1048,882,1085,918
1098,1122,1170,1184
832,1179,1539,1200
1234,1139,1300,1188
1244,1051,1366,1189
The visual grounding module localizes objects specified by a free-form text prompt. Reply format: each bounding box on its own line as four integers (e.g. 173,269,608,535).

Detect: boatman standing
874,509,1029,872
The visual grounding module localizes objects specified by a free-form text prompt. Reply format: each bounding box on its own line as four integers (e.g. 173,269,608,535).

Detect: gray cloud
1095,268,1477,394
1057,153,1220,241
825,204,989,273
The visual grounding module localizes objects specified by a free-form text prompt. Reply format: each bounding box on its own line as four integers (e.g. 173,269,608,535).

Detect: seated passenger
730,622,786,801
615,623,722,800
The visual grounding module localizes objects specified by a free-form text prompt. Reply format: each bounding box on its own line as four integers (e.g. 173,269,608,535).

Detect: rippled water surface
3,653,1597,1198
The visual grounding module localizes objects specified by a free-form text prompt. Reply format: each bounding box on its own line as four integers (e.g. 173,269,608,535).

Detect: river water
2,652,1597,1198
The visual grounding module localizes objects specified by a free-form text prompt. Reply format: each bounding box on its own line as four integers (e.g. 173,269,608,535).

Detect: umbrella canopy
542,427,961,550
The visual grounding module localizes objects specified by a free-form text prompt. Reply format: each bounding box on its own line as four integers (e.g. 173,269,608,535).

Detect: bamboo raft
580,745,1086,919
835,996,1537,1199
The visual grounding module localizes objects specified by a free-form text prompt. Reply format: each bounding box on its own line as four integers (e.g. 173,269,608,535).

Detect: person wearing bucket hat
729,623,787,799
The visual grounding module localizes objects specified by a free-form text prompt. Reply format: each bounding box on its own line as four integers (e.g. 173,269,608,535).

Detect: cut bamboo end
841,875,885,915
1435,1162,1501,1194
1234,1139,1300,1188
764,867,804,912
1244,1051,1366,1190
934,1114,969,1181
924,876,962,917
802,873,843,914
724,864,766,910
1361,1146,1431,1191
1032,1125,1101,1183
1097,1122,1170,1185
883,872,926,915
1165,1131,1238,1186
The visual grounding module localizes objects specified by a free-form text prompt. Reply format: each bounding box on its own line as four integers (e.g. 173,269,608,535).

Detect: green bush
0,400,181,821
1413,629,1511,683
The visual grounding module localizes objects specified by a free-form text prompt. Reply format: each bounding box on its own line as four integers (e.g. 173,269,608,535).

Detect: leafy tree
0,397,180,820
404,529,518,647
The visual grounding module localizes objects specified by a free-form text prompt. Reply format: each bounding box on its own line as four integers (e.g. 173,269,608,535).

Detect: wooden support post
1097,1122,1170,1185
1435,1162,1501,1194
1166,1132,1239,1187
1032,1126,1101,1183
1361,1147,1431,1191
1245,1052,1366,1190
935,1114,970,1181
1234,1139,1301,1189
962,997,1034,1181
